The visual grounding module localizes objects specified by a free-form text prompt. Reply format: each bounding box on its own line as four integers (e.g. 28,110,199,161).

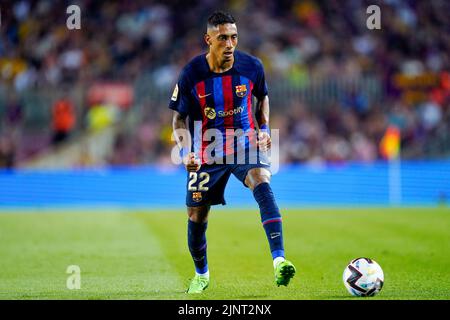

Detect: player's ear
204,34,212,46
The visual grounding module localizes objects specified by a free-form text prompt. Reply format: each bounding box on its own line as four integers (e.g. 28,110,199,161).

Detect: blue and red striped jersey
169,50,268,164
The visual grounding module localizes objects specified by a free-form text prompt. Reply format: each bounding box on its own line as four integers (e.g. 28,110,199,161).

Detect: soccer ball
343,257,384,297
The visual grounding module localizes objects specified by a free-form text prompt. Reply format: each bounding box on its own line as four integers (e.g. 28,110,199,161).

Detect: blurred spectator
3,95,24,141
51,97,76,145
0,136,15,169
4,96,23,128
86,103,119,132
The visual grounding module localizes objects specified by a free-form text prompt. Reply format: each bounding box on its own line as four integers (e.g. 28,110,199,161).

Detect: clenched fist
258,131,271,152
183,152,201,172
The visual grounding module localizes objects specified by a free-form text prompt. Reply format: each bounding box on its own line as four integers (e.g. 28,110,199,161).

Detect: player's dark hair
207,11,236,29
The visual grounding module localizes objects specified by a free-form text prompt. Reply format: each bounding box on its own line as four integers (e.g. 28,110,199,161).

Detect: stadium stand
0,0,449,168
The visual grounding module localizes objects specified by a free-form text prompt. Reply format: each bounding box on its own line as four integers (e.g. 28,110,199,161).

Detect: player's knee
189,212,208,224
246,168,271,191
188,206,210,223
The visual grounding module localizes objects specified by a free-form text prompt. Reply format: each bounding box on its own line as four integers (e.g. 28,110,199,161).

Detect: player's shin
187,219,209,277
252,182,285,263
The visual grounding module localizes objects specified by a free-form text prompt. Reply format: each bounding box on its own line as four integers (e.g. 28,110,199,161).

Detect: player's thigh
231,164,271,190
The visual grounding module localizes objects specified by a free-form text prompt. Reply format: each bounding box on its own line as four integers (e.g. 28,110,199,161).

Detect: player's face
206,23,238,62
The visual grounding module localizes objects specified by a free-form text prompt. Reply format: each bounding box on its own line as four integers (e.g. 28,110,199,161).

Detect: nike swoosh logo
270,232,281,239
198,93,211,98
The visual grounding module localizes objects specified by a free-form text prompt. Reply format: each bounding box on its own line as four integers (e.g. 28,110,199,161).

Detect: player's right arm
169,67,201,172
172,110,200,172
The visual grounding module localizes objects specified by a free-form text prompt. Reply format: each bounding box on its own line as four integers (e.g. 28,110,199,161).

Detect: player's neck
206,52,234,73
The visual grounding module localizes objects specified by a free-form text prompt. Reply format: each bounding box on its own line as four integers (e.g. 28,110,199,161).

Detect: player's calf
252,180,296,286
253,182,284,258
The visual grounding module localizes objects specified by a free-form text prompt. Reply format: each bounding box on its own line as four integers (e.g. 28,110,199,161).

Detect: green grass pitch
0,207,449,300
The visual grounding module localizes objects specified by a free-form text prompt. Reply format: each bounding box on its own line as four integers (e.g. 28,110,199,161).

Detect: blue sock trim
272,250,285,260
195,264,209,274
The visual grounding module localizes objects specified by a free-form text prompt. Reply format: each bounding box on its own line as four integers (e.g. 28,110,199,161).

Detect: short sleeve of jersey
252,60,269,100
169,68,192,118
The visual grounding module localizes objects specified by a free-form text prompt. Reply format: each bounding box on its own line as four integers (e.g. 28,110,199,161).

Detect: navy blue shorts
186,160,270,207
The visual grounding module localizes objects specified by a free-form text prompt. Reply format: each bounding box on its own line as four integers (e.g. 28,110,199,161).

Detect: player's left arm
255,95,271,151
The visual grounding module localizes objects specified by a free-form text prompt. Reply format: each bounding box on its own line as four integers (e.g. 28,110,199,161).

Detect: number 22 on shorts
188,172,210,191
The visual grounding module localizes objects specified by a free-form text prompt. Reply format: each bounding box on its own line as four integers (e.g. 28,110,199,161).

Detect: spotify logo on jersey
204,106,244,119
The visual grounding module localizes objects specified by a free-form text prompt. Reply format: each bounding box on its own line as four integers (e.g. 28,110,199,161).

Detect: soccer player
169,11,296,294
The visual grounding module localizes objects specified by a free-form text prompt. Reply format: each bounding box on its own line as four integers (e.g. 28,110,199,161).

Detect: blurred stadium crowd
0,0,449,168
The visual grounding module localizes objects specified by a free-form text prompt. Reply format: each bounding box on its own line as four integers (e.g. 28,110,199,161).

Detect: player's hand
184,152,201,172
258,131,271,152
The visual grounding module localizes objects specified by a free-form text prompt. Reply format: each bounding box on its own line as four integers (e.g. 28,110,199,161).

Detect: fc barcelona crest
235,84,247,98
192,192,202,202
